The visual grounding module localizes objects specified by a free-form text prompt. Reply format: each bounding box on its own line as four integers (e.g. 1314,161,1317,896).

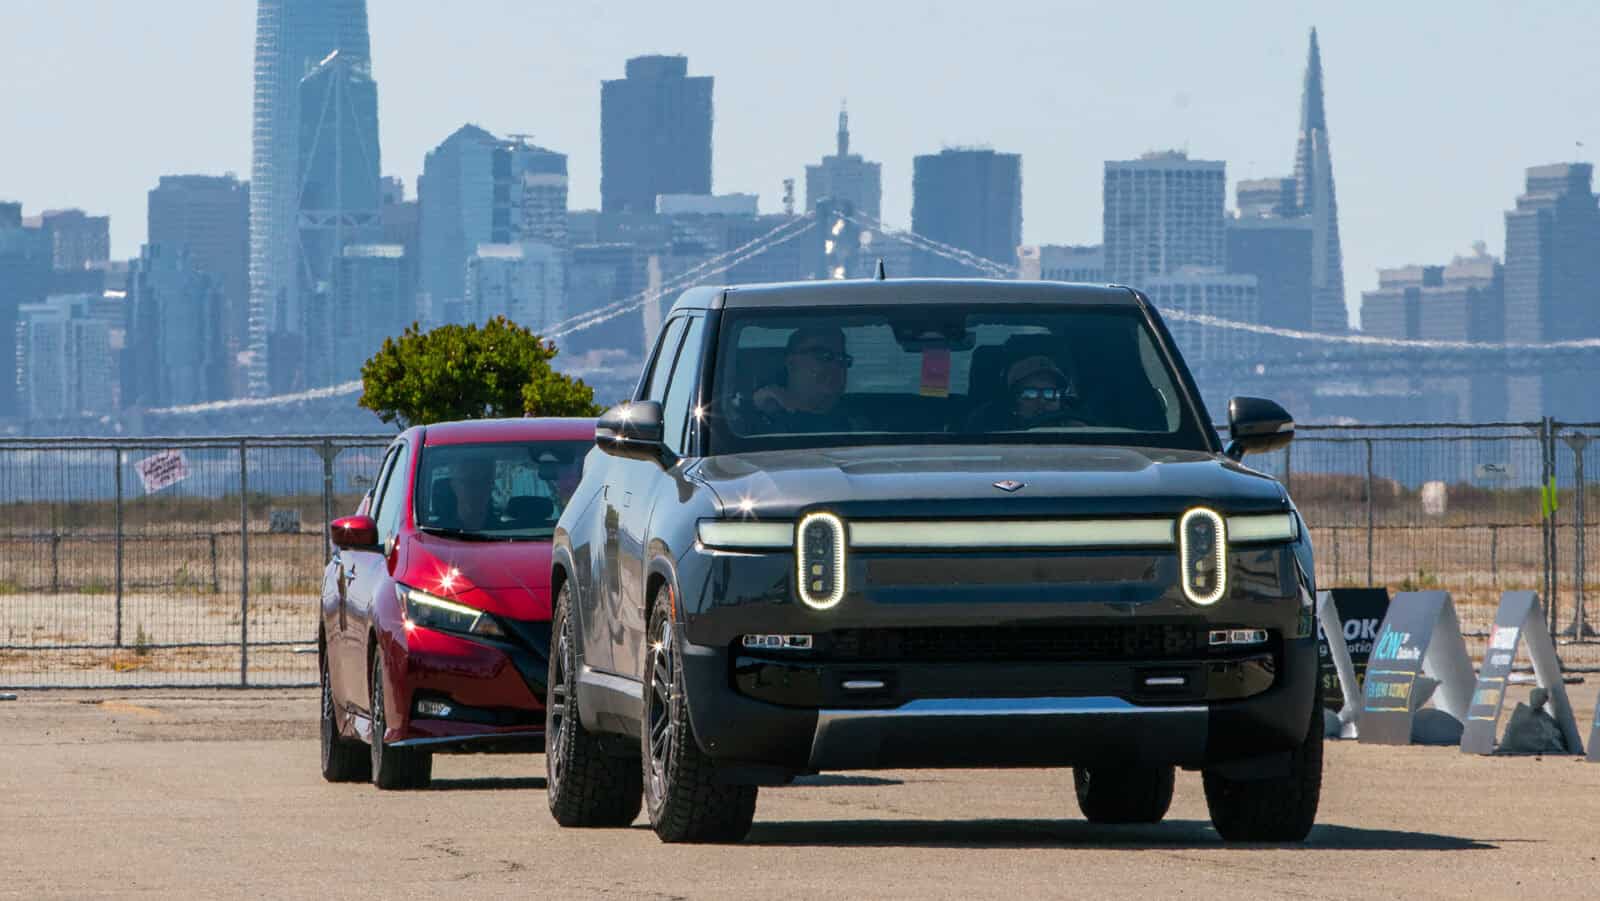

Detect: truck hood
693,444,1288,520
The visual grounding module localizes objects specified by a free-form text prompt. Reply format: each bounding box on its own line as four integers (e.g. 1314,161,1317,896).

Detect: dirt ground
1,683,1597,900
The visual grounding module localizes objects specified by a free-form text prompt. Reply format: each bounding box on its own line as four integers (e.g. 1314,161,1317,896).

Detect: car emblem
993,480,1025,493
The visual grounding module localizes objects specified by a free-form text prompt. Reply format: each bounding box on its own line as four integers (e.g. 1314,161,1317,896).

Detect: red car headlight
396,584,505,638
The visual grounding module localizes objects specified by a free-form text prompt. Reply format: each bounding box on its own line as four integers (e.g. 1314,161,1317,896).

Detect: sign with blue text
1317,588,1390,716
1459,592,1583,755
1358,591,1476,746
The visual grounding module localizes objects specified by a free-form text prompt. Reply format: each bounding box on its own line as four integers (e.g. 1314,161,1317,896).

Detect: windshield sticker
919,347,951,397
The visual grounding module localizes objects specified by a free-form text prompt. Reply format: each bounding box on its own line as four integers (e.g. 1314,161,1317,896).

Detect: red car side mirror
330,514,380,551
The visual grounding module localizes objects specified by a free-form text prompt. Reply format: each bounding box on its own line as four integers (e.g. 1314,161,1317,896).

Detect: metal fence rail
1,423,1598,688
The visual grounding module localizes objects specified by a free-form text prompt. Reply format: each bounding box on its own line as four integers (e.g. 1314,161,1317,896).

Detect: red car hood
399,534,553,621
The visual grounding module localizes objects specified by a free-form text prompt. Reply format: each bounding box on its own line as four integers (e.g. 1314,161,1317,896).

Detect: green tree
359,317,603,427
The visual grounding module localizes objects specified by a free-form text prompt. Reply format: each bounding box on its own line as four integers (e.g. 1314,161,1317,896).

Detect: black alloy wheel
320,644,370,783
369,651,432,790
545,583,642,827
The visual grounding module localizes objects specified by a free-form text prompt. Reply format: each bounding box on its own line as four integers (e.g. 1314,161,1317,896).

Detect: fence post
113,446,123,648
317,439,341,567
239,439,250,688
1489,525,1499,587
1365,437,1375,588
1563,431,1591,639
49,533,60,593
208,532,220,594
1542,418,1558,637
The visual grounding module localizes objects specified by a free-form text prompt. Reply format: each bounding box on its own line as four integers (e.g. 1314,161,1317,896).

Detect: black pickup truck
544,278,1320,843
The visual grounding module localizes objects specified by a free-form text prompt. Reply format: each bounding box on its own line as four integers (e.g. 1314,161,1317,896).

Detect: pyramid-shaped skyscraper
1292,28,1347,333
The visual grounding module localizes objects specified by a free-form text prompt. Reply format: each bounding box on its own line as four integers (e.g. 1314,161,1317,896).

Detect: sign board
268,509,302,534
1317,588,1390,714
1358,591,1476,746
1474,463,1511,481
1461,591,1584,755
133,450,189,494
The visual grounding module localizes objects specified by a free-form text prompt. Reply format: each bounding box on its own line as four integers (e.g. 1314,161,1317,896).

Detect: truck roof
667,279,1140,316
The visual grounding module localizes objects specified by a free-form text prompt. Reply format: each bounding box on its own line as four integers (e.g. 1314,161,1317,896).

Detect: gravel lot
2,684,1597,899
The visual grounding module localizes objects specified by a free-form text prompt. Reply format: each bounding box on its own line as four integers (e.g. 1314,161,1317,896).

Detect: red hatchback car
319,417,594,789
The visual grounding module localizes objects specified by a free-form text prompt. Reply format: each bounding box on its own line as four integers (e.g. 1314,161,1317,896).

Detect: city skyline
5,2,1599,330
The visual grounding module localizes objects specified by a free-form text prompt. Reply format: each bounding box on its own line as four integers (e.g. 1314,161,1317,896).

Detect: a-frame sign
1358,591,1477,746
1460,591,1584,755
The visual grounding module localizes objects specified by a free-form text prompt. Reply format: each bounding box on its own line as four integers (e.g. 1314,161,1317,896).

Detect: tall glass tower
248,0,371,395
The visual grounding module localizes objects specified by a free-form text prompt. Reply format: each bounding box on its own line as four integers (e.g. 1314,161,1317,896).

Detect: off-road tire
643,599,757,843
1072,765,1174,824
369,650,432,790
320,644,370,783
545,583,643,827
1203,696,1323,842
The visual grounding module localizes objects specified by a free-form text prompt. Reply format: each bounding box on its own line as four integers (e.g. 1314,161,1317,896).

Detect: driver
445,457,498,530
750,326,859,432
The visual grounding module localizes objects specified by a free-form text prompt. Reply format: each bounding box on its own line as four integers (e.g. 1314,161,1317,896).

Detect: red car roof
422,417,596,446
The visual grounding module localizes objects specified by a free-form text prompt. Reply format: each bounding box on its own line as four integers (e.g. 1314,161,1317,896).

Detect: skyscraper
147,175,249,392
0,210,52,418
805,104,882,223
419,126,567,324
335,243,413,384
15,294,118,420
1504,163,1600,417
248,0,372,396
600,56,713,214
124,244,227,409
464,243,565,333
295,50,381,390
1102,151,1226,287
911,148,1022,276
1293,28,1347,333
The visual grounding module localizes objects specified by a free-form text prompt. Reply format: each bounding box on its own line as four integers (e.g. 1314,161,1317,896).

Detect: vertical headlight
1179,507,1227,605
796,511,846,610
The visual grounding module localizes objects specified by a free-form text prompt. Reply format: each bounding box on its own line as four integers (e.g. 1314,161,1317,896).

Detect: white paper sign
134,450,190,494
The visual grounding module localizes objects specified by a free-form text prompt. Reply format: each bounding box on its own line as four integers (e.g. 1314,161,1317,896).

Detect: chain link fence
2,423,1598,688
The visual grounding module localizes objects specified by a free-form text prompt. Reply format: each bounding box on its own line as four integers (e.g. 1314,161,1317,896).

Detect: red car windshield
412,440,589,541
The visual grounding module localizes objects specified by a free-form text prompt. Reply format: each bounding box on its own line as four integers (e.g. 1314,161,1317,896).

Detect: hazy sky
3,1,1598,327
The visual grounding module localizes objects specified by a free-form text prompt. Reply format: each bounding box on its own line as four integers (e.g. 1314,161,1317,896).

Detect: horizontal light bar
697,520,794,550
1227,513,1298,544
847,519,1176,550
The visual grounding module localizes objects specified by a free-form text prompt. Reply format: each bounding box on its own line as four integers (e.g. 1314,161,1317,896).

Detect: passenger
750,326,861,432
967,354,1089,431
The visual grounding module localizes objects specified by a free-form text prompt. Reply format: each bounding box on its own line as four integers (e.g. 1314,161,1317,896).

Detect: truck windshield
704,304,1212,455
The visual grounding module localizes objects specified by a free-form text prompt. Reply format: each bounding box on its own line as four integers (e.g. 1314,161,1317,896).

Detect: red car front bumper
376,623,548,752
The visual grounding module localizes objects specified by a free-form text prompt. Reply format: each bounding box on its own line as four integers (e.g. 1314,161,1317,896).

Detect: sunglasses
1016,386,1068,401
792,347,853,367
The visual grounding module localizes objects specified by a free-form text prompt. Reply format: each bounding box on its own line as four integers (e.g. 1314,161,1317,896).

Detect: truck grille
820,624,1210,663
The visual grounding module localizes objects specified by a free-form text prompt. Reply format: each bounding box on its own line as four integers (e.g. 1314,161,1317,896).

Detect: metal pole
50,533,59,593
1544,418,1558,637
113,447,123,648
1490,525,1499,587
1562,431,1590,638
239,439,250,687
1282,444,1293,494
318,439,339,567
209,532,220,594
1365,438,1375,588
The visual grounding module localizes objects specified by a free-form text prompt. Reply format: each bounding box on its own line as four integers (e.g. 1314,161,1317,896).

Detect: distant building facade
16,294,118,420
335,244,414,384
1360,246,1506,421
1503,162,1600,418
911,148,1022,277
37,209,110,271
1293,29,1348,332
419,126,568,325
1226,213,1313,333
465,243,565,333
1142,268,1260,366
124,244,227,409
0,211,53,418
601,55,713,214
147,175,250,393
805,105,882,224
1103,151,1225,288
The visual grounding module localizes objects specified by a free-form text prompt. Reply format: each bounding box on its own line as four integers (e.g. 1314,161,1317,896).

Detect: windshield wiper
417,525,503,542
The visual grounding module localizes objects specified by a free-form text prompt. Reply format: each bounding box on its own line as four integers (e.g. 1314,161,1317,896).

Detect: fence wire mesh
2,424,1597,688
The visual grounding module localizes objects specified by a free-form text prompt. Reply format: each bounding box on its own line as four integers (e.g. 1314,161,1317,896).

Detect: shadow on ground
787,774,905,787
745,818,1502,850
426,776,547,792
